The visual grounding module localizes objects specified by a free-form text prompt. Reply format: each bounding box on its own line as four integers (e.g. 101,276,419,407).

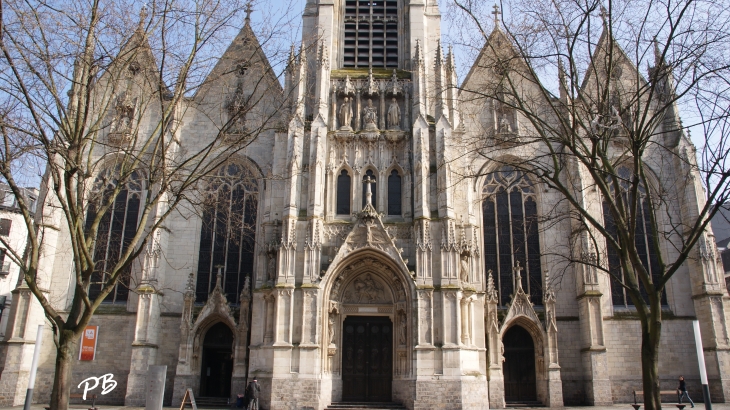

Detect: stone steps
195,396,230,408
326,402,407,410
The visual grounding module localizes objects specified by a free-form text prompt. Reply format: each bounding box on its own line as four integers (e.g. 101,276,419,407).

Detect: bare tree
445,0,730,408
0,0,307,408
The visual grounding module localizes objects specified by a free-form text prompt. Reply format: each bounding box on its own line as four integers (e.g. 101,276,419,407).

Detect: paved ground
0,404,726,410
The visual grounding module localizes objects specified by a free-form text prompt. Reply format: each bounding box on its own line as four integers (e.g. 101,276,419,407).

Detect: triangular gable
579,27,648,94
195,20,283,100
499,262,542,331
326,205,411,277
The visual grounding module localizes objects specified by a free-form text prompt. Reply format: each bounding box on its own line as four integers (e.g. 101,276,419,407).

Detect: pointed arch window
85,168,144,304
387,169,402,215
603,166,667,307
482,167,542,307
337,170,351,215
362,169,377,208
196,163,258,304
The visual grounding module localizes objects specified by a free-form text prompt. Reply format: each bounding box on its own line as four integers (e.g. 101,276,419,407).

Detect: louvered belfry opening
343,0,398,68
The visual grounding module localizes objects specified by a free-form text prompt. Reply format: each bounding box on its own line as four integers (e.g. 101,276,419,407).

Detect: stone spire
558,58,570,103
412,39,427,118
445,44,460,128
434,40,448,120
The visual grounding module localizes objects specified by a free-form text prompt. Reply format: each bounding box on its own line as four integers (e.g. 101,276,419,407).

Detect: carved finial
446,44,456,72
653,37,663,67
215,265,224,289
487,269,498,301
599,4,609,23
138,3,148,31
413,39,422,68
245,1,253,22
435,40,444,67
185,271,195,294
513,261,524,290
242,276,251,294
363,176,375,206
492,4,501,27
318,40,329,68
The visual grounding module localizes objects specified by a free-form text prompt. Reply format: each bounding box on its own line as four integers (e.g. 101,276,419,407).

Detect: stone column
460,295,470,346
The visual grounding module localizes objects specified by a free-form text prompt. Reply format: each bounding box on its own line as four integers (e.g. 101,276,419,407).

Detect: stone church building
0,0,729,409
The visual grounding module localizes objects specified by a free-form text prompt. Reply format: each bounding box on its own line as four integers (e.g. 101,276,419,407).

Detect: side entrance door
503,325,537,403
341,316,392,402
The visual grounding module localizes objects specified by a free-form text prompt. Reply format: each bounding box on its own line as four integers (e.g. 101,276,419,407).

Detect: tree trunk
50,329,77,410
642,313,663,410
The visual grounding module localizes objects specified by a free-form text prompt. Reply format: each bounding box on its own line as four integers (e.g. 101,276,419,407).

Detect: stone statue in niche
339,97,353,130
226,83,248,134
111,92,136,135
498,112,512,134
266,248,277,284
399,311,407,345
363,99,378,131
387,98,400,130
459,249,471,283
328,314,336,345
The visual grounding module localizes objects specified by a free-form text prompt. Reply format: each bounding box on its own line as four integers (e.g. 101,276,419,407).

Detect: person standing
678,375,695,408
246,377,261,410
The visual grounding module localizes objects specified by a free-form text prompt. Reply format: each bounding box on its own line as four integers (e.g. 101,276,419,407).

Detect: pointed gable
191,16,286,141
579,27,648,101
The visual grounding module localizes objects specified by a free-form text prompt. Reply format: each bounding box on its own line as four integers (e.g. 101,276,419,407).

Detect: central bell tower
302,0,442,72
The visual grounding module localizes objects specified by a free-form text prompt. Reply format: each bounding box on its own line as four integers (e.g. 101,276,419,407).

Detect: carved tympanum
342,273,391,304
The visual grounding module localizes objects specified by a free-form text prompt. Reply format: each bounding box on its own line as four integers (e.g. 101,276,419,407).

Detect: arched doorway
199,322,234,398
503,325,537,403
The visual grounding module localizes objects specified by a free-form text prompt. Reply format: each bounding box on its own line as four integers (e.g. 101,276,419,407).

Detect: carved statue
399,312,407,345
328,314,336,344
112,92,136,134
226,83,248,133
339,97,353,130
267,251,277,282
387,98,400,130
363,99,378,131
352,273,384,303
459,250,470,283
498,113,512,133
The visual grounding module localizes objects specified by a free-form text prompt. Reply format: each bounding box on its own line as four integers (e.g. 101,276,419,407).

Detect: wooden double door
341,316,393,402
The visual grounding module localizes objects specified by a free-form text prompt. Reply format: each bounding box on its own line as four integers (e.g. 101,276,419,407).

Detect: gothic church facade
1,1,730,409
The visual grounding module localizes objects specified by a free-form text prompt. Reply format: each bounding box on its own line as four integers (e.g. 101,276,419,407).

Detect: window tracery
86,167,145,304
482,166,542,307
196,163,258,304
602,166,667,307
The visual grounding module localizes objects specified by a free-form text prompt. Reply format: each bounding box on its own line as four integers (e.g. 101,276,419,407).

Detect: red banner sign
79,325,98,361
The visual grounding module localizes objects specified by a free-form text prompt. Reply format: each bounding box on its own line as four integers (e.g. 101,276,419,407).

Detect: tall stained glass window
603,166,667,307
86,168,144,304
196,163,258,304
482,167,542,307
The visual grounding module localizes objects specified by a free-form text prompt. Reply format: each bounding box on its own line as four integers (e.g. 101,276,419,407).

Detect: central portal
341,316,393,402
